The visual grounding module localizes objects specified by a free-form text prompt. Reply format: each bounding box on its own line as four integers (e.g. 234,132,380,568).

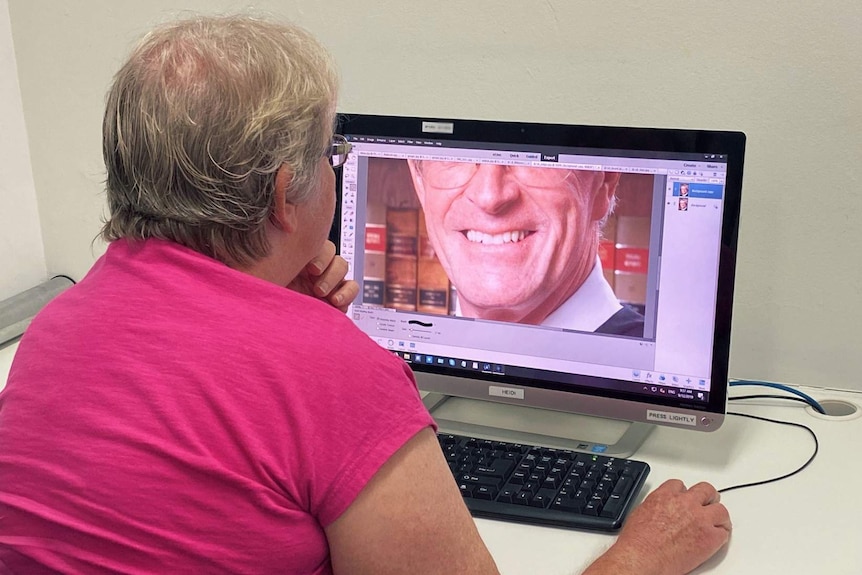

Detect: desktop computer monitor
333,114,745,457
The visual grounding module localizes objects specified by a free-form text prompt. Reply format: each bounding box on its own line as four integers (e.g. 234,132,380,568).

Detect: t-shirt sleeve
286,325,436,527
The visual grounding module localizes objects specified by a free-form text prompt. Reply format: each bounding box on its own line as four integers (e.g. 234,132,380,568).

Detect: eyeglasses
416,161,572,189
327,134,353,168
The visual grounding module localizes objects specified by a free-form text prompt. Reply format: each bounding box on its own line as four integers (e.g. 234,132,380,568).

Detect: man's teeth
465,230,529,244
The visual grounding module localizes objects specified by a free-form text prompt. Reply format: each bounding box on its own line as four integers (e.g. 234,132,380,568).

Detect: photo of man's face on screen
361,158,652,337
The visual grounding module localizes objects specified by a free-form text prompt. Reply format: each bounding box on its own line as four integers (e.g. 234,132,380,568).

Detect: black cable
51,274,77,285
729,394,810,406
717,410,819,493
729,380,825,413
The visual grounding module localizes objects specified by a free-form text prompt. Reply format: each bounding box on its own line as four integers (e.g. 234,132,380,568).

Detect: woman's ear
270,164,298,233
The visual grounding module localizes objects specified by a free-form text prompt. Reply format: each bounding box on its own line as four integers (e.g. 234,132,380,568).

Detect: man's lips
461,229,535,245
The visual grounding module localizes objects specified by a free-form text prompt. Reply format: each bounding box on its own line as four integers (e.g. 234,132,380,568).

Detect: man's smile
462,229,535,245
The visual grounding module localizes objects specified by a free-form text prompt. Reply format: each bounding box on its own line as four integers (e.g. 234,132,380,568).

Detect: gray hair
101,15,338,266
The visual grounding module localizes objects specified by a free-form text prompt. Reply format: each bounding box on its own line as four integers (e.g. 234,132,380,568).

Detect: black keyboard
438,432,650,531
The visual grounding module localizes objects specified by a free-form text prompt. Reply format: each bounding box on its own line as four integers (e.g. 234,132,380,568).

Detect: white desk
473,388,862,575
2,341,860,574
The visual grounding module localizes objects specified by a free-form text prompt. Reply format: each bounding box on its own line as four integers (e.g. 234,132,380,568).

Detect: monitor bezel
333,113,745,433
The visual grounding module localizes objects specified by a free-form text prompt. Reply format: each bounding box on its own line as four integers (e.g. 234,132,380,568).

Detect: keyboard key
530,492,552,507
514,491,531,505
475,459,515,479
458,473,502,489
439,434,458,446
521,481,539,495
613,476,634,496
621,462,640,478
583,499,602,516
572,488,590,502
553,496,584,512
474,485,497,500
595,480,615,496
601,494,625,518
542,476,560,490
535,488,558,505
498,486,518,503
510,471,527,485
549,466,567,481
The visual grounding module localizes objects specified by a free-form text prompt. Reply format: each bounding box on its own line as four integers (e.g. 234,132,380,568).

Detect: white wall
0,0,46,301
6,1,862,392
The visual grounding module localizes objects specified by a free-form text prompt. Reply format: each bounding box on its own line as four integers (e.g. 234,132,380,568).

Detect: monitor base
423,393,653,458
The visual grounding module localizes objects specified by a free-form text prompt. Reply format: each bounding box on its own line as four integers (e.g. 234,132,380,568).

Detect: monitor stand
423,393,653,458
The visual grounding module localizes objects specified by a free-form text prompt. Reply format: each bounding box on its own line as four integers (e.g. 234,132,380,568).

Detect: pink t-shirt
0,238,435,574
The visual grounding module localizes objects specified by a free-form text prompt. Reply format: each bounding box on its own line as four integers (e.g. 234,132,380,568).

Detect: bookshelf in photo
599,173,654,315
364,158,451,315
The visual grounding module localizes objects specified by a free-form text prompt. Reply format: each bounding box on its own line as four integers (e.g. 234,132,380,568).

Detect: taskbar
635,382,709,402
395,349,507,375
390,350,710,404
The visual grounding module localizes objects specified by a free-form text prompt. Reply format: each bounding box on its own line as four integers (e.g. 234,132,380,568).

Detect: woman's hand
288,240,360,313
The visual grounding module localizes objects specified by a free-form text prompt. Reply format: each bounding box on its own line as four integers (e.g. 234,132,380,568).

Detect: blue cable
729,380,826,414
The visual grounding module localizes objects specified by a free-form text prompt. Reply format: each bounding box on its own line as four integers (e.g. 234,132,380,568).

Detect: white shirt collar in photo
541,257,622,331
454,257,621,332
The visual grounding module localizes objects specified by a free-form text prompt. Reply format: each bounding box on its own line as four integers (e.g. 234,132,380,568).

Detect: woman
0,15,729,575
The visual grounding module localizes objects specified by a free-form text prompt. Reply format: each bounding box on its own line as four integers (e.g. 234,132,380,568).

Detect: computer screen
333,114,744,456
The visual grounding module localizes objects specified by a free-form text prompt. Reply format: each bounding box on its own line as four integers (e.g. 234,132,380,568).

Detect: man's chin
457,291,539,320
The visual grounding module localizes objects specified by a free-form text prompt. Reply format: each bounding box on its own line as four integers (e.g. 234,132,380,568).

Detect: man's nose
464,165,521,214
